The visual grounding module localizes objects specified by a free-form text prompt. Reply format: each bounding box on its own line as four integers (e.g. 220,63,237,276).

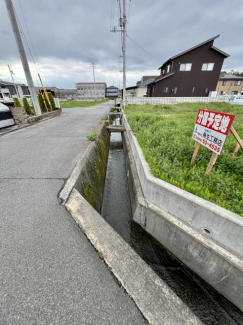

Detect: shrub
43,93,51,112
22,97,32,115
13,97,21,107
87,131,97,142
48,92,56,110
38,93,47,113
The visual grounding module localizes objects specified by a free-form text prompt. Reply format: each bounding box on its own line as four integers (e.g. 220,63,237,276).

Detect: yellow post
38,73,51,109
41,92,48,112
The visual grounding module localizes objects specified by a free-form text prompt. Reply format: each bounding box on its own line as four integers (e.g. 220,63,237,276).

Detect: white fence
127,96,230,105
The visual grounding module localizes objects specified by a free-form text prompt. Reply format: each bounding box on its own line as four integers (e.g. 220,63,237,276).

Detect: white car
228,95,243,105
0,103,15,129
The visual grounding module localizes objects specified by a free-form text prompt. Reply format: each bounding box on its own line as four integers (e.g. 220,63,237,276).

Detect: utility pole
91,63,96,100
8,64,20,99
4,0,41,115
122,0,126,109
111,0,126,109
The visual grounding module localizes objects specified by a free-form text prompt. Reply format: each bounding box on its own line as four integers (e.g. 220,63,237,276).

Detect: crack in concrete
213,272,230,284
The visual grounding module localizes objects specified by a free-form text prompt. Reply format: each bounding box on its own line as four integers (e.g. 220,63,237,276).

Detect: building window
203,88,209,94
231,91,238,95
234,81,241,86
222,81,226,86
163,87,168,93
167,65,171,73
202,63,214,71
174,87,177,95
162,70,165,75
179,63,192,71
192,87,195,93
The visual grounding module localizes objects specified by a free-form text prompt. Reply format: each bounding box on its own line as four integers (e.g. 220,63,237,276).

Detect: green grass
126,102,243,216
87,131,97,142
60,99,107,109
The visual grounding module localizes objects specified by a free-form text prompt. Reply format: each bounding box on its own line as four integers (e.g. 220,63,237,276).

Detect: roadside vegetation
126,102,243,216
60,99,107,109
87,130,97,142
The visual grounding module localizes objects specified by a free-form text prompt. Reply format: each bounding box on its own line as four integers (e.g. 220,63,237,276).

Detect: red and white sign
192,109,234,155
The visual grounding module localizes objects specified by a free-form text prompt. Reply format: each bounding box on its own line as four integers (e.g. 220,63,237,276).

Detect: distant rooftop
76,82,107,85
219,74,243,80
0,80,27,86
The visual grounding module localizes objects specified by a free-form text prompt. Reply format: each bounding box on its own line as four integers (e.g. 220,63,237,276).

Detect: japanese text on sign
192,109,234,155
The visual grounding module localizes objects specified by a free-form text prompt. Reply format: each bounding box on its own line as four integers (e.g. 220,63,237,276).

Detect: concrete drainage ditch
59,118,243,325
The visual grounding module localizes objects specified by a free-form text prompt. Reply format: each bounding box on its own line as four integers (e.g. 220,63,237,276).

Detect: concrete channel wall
59,120,110,213
122,116,243,312
61,119,204,324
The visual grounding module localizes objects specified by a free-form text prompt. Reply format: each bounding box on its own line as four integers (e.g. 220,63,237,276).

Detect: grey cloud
0,0,242,88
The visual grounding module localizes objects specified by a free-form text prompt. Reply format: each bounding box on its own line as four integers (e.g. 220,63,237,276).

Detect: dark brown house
147,35,229,97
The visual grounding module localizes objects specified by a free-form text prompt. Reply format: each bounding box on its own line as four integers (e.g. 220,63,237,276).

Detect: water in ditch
101,132,243,325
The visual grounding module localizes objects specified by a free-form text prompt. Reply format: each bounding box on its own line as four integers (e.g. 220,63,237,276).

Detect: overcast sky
0,0,242,89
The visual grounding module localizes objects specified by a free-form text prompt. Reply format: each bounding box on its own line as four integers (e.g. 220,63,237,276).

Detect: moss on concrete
80,121,110,213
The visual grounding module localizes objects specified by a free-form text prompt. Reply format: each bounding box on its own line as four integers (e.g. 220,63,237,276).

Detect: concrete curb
27,109,62,124
59,143,95,204
65,188,202,325
0,109,62,137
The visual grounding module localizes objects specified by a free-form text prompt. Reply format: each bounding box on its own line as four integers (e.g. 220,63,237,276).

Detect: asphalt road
0,102,146,324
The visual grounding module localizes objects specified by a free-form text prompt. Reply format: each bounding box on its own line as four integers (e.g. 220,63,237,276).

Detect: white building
76,82,107,99
126,76,158,97
0,80,30,99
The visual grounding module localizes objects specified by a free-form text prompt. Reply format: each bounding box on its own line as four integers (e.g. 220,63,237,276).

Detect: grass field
60,99,107,109
126,102,243,216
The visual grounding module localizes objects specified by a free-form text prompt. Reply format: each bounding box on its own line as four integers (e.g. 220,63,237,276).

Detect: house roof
139,78,156,87
154,72,174,83
35,86,59,90
0,80,27,86
219,74,243,80
126,78,156,90
159,35,229,69
126,85,138,90
106,85,118,89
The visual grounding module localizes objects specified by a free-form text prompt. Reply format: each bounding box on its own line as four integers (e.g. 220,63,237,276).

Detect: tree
13,97,21,107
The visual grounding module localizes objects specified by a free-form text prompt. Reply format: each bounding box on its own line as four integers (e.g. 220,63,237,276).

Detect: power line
126,34,162,62
110,0,116,31
127,0,131,33
15,0,42,86
13,6,40,87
